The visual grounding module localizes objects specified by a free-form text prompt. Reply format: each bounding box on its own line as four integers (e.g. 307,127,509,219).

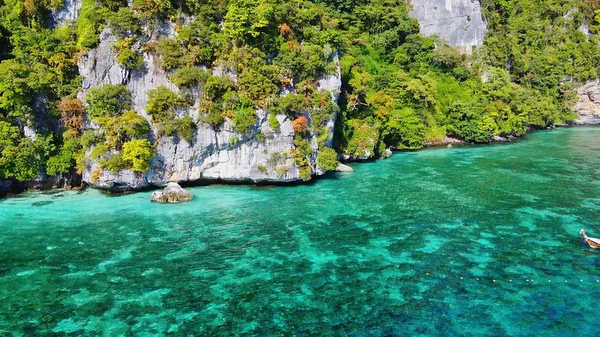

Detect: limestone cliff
51,0,81,26
77,28,341,191
409,0,487,52
572,80,600,125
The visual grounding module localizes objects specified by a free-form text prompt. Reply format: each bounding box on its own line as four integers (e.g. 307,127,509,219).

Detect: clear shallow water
2,127,600,336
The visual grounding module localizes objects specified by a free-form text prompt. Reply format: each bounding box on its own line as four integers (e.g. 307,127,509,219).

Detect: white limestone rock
151,182,193,203
572,80,600,125
78,28,342,191
52,0,82,26
409,0,487,53
335,163,354,172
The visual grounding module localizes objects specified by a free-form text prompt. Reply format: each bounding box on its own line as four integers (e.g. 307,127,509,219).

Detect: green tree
224,0,273,43
106,7,140,36
385,108,425,149
116,47,144,71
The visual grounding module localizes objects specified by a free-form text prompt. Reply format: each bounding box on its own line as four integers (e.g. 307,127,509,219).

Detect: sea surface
2,127,600,336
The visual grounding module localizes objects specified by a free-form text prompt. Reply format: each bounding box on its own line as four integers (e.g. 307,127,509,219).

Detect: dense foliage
0,0,598,182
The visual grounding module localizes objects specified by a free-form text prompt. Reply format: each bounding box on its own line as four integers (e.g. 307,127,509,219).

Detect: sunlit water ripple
2,127,600,336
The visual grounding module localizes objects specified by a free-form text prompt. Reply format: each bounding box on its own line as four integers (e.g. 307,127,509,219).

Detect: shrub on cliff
204,76,235,102
94,110,150,148
86,85,131,118
156,38,185,71
101,152,129,173
170,67,208,89
122,139,155,172
237,67,278,103
317,148,338,171
105,7,140,36
116,46,144,71
146,86,186,122
164,116,197,144
292,116,309,134
224,0,273,44
232,108,257,134
57,98,85,132
268,114,280,130
200,101,225,128
132,0,173,18
269,94,306,118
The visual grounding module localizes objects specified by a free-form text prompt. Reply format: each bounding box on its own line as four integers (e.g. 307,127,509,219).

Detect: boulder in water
335,163,354,172
385,148,393,158
151,182,193,203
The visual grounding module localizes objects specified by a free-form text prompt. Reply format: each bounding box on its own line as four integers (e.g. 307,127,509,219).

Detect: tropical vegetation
0,0,599,182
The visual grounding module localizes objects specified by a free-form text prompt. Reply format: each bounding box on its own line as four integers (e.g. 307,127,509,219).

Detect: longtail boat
580,229,600,249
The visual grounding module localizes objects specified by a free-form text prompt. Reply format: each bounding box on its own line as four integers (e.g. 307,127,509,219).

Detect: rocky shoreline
2,123,597,198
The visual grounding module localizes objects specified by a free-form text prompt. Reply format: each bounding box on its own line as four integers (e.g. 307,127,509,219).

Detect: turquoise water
2,127,600,336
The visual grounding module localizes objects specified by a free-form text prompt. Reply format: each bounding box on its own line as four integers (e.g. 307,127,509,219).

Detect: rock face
79,26,342,192
51,0,82,26
409,0,487,52
151,182,193,203
424,137,465,147
572,80,600,125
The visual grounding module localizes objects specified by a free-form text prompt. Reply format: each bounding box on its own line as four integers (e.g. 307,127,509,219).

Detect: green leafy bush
200,101,226,128
85,85,131,118
232,108,257,134
224,0,273,43
317,148,338,171
122,139,155,172
204,76,234,101
106,7,140,36
77,0,101,49
146,86,186,122
237,67,278,102
165,116,197,143
132,0,173,18
170,67,208,88
156,38,185,71
101,152,129,173
116,47,144,71
269,94,306,118
94,110,149,148
268,114,280,130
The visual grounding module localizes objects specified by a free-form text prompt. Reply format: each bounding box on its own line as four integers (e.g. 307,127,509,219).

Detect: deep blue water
2,127,600,336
